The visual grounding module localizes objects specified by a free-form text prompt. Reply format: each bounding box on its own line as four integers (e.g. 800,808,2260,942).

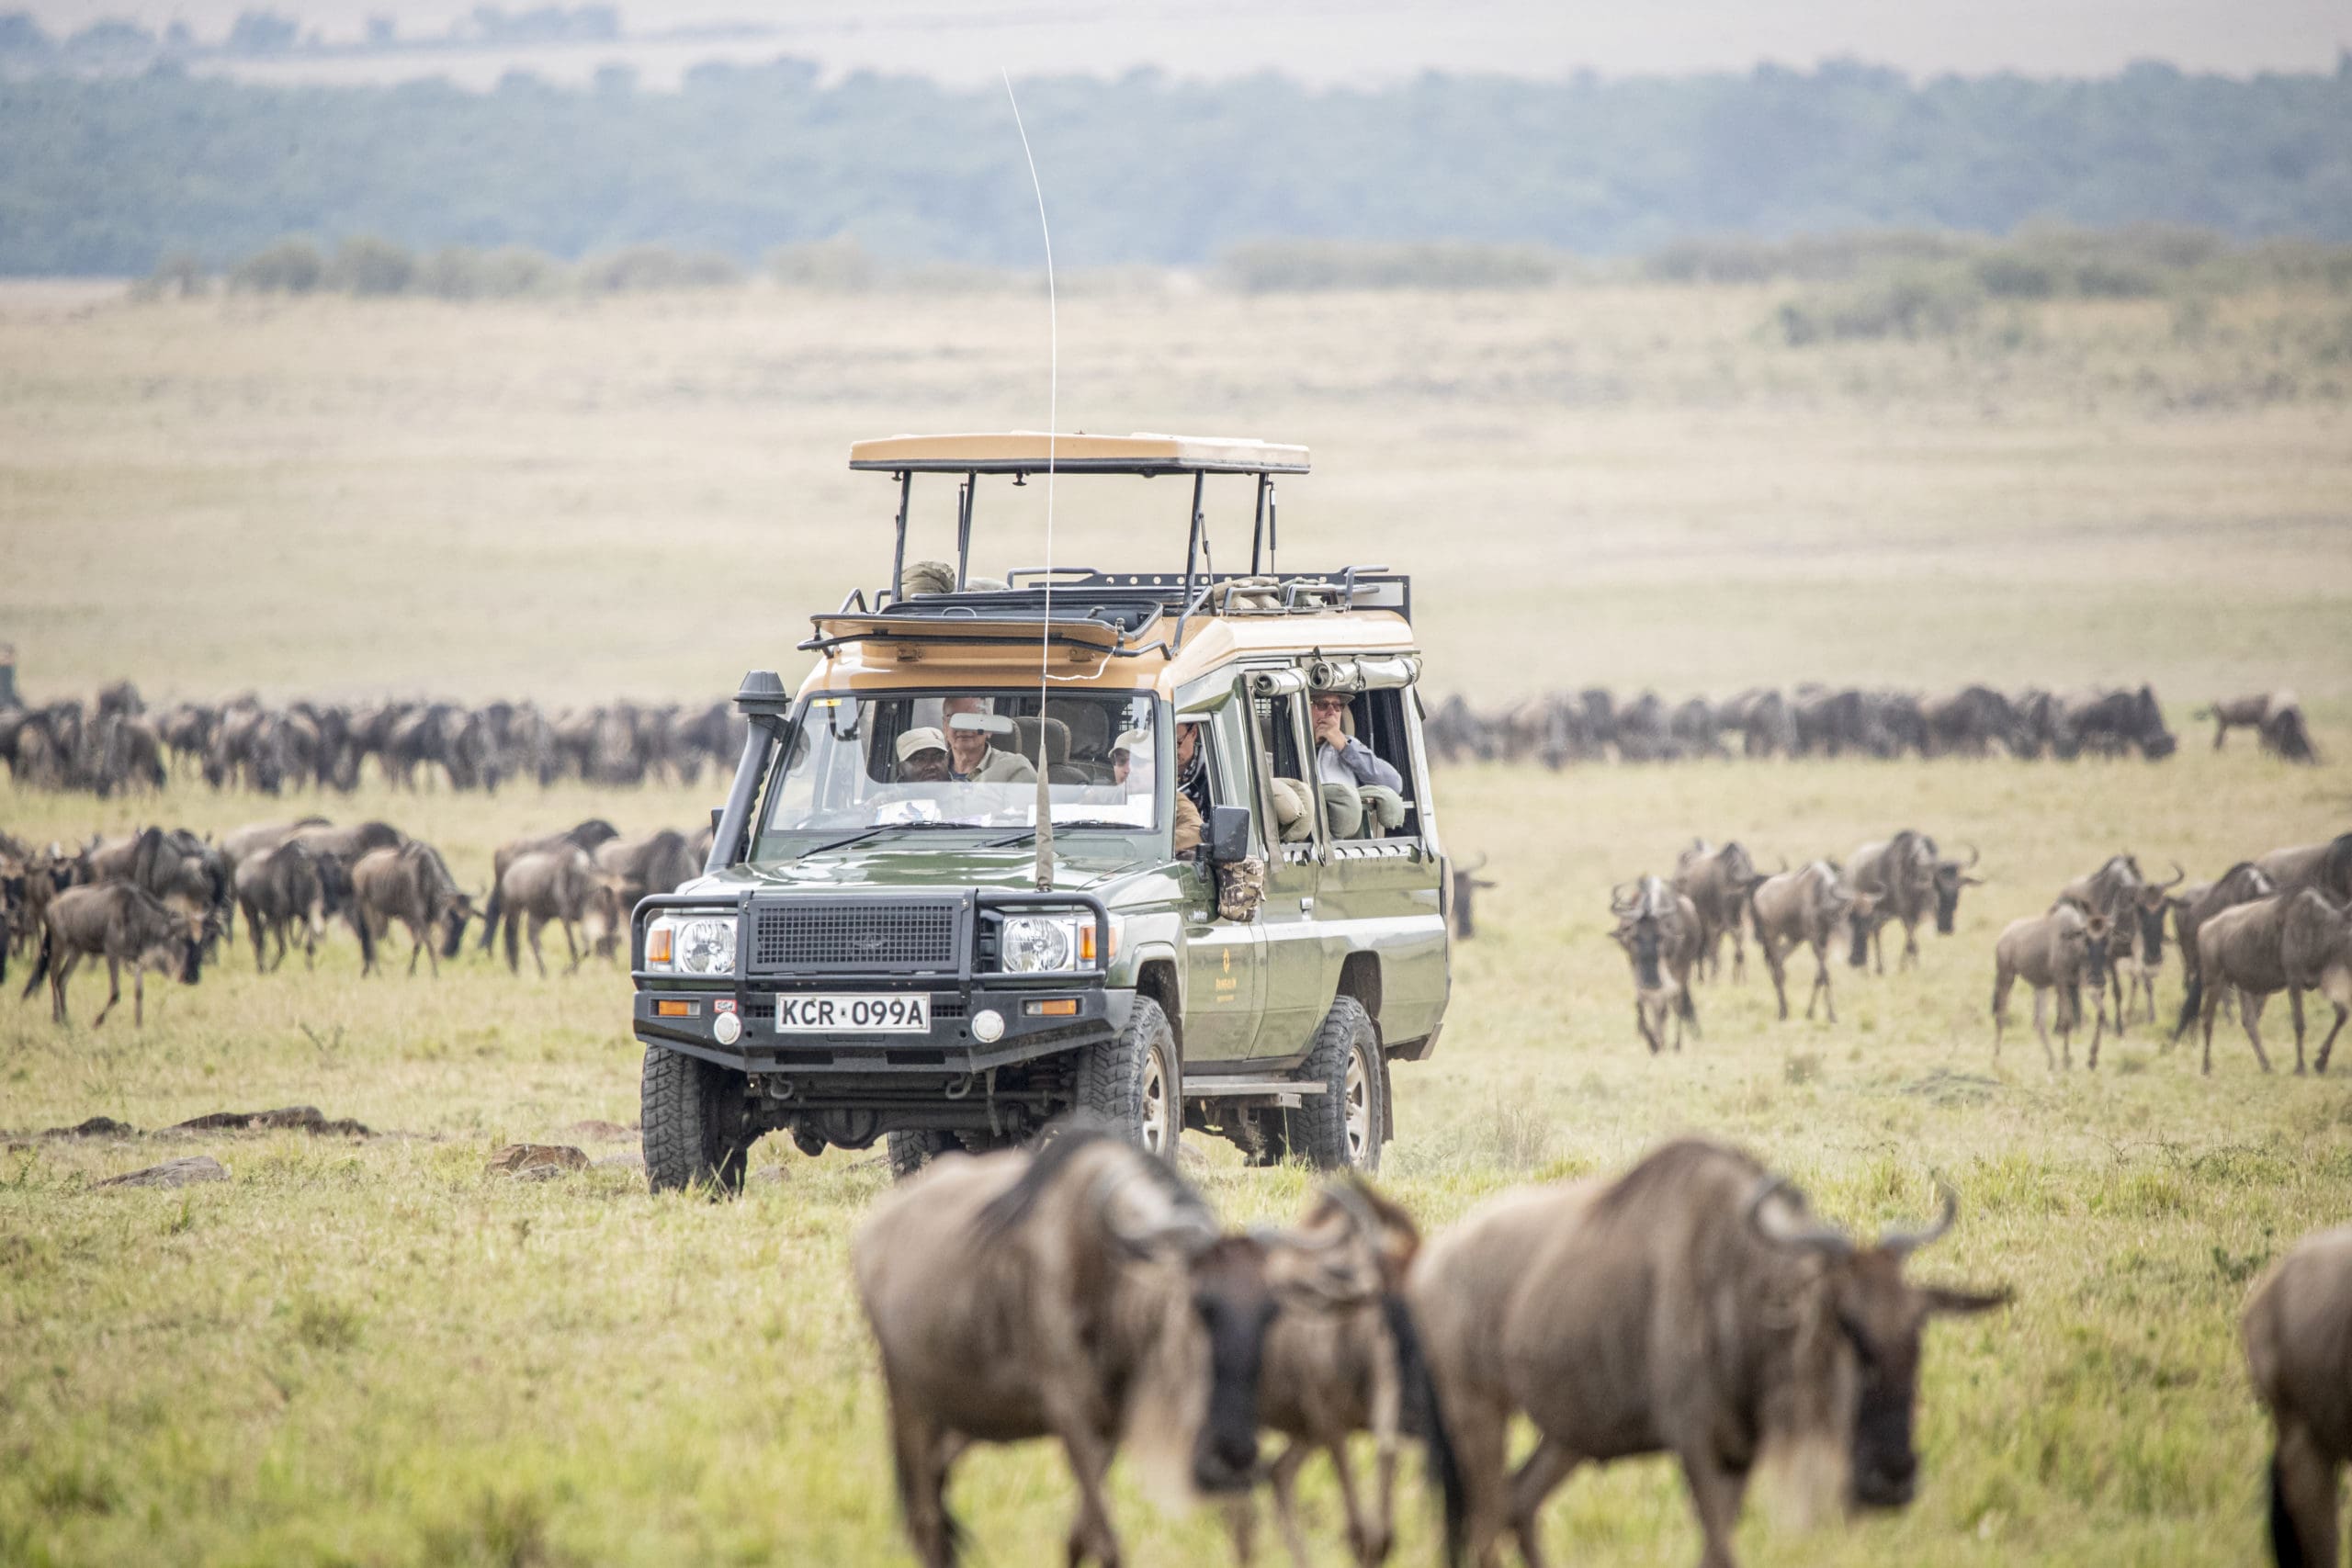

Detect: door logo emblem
1222,947,1232,975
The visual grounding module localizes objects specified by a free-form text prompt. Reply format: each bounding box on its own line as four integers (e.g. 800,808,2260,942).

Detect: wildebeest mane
973,1123,1204,1246
1589,1135,1766,1224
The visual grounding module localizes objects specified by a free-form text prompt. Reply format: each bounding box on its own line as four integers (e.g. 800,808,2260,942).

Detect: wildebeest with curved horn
1749,862,1871,1023
2109,862,2187,1029
1224,1176,1461,1568
1611,874,1702,1051
854,1126,1283,1568
352,840,478,976
1671,840,1765,982
1408,1137,2007,1568
1846,833,1982,973
2172,863,2280,1043
2245,1224,2352,1567
19,883,205,1026
1992,901,2110,1069
479,819,621,953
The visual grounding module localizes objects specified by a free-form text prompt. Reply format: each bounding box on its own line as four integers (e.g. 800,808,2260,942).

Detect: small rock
44,1115,141,1140
558,1119,637,1143
485,1143,590,1178
96,1155,228,1189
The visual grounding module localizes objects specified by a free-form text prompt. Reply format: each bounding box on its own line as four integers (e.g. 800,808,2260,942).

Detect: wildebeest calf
19,883,203,1026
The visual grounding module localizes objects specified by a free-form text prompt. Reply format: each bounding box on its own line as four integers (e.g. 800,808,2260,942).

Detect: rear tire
1283,995,1384,1171
641,1046,752,1195
1077,997,1178,1158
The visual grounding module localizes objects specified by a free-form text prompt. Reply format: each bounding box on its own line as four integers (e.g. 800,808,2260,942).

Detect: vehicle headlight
1001,915,1078,974
645,912,736,976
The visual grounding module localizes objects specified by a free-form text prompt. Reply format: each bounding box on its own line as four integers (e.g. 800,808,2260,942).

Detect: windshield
755,689,1163,856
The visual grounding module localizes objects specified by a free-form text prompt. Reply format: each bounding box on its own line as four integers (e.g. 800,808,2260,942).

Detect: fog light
971,1009,1005,1043
713,1010,743,1045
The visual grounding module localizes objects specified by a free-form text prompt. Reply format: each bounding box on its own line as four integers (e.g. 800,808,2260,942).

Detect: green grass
5,741,2348,1565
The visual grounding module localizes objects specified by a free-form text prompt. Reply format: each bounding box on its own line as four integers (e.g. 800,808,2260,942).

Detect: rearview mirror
946,712,1016,737
1206,805,1251,864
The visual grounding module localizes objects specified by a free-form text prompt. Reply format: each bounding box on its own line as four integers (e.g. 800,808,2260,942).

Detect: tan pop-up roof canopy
848,431,1310,476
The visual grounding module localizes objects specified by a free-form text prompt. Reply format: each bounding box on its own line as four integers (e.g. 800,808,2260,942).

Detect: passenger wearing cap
941,696,1037,784
1310,691,1401,793
1115,725,1202,855
894,727,950,783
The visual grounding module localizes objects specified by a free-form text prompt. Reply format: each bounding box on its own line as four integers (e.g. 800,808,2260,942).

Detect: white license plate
773,994,933,1033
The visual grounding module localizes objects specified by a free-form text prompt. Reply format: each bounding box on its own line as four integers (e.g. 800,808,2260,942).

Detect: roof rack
849,432,1309,476
801,567,1409,660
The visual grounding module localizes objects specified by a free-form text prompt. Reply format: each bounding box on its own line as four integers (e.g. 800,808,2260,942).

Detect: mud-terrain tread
1076,997,1177,1156
1283,994,1382,1171
641,1045,749,1195
887,1130,956,1179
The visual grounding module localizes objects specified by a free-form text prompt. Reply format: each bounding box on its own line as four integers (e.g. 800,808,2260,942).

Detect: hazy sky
21,0,2352,85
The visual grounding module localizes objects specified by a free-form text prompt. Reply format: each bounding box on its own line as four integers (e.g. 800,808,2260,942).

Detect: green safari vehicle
630,432,1454,1190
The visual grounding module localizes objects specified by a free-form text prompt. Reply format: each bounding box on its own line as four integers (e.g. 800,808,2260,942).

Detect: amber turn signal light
646,927,673,964
1023,998,1079,1018
654,999,697,1018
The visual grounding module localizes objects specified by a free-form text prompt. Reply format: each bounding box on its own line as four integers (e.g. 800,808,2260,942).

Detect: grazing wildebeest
2260,703,2320,764
1846,833,1981,974
479,819,621,953
1922,685,2027,758
1749,862,1873,1023
497,846,619,976
2173,863,2282,1043
233,840,334,973
854,1127,1281,1568
1409,1137,2006,1568
1992,901,2111,1069
1672,840,1766,982
20,883,203,1026
1449,852,1496,941
1611,875,1702,1051
2245,1224,2352,1568
85,827,228,926
1225,1177,1459,1568
352,841,477,976
2198,893,2352,1077
2200,692,2289,750
288,819,408,871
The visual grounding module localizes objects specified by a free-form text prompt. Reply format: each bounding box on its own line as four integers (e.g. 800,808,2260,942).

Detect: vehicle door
1241,666,1335,1060
1307,669,1450,1050
1174,677,1265,1064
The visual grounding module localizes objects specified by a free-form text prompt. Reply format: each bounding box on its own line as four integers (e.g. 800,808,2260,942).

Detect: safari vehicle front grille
747,900,964,975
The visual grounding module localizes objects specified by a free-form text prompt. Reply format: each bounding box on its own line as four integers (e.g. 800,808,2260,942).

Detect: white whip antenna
1003,70,1058,892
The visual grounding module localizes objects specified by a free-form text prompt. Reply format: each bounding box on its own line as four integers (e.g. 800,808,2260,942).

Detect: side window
1357,687,1421,839
1249,688,1317,854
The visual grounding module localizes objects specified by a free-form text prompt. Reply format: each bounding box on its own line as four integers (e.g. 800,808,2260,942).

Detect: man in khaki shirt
941,697,1037,784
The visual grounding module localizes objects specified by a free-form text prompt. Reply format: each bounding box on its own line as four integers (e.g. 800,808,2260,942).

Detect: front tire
641,1046,753,1195
887,1129,956,1180
1283,994,1384,1171
1077,997,1178,1158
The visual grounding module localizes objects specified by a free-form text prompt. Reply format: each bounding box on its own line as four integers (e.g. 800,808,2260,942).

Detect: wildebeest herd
1,816,713,1023
1428,684,2321,766
1603,831,2352,1076
0,680,748,796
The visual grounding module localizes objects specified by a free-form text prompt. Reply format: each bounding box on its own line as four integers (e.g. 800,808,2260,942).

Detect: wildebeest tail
1385,1292,1466,1567
478,883,503,953
2175,974,2202,1043
19,923,53,1000
503,910,520,974
2269,1450,2307,1568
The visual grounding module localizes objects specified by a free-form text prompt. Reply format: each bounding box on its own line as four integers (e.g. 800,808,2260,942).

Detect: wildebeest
2198,893,2352,1077
217,815,332,938
1749,862,1873,1023
2173,862,2282,1043
2200,692,2290,750
85,827,228,928
479,819,621,953
591,829,700,957
1408,1137,2006,1568
1846,833,1981,973
352,840,477,976
1992,901,2111,1069
854,1126,1281,1568
288,819,408,871
1611,875,1702,1051
497,846,619,976
1671,840,1765,982
19,883,204,1026
233,840,340,973
1449,852,1496,942
2108,863,2188,1028
1226,1177,1458,1568
2257,835,2352,906
2245,1224,2352,1568
1923,686,2026,758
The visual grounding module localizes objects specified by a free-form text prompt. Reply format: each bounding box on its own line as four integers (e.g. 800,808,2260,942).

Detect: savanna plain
3,276,2351,1565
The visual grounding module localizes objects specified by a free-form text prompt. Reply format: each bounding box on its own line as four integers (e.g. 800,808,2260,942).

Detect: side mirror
1206,805,1251,865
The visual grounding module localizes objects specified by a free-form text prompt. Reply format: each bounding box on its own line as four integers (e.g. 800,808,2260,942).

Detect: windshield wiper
985,820,1143,847
794,820,974,858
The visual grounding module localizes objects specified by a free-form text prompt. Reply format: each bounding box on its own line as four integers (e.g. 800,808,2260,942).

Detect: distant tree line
5,57,2349,276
